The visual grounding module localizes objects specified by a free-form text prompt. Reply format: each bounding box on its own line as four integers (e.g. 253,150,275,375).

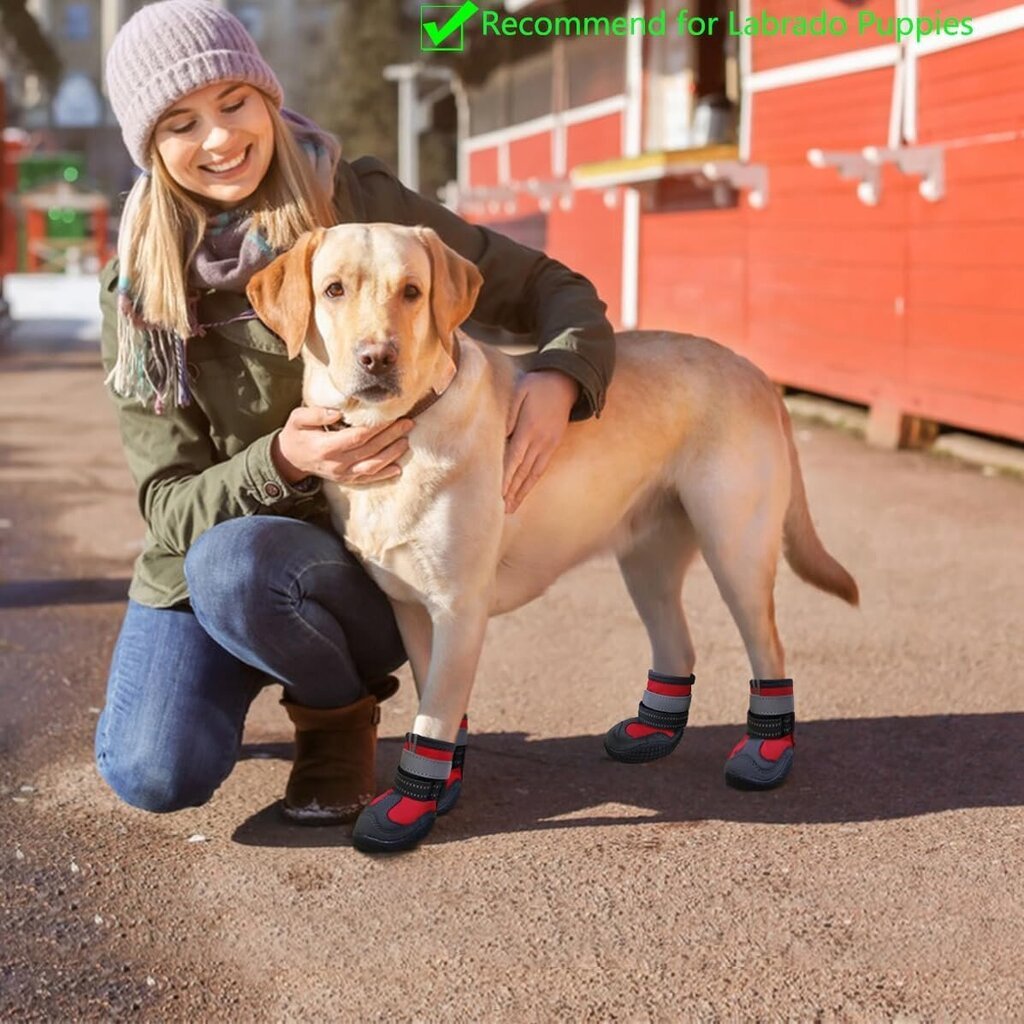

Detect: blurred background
2,7,1023,1015
1,0,1022,447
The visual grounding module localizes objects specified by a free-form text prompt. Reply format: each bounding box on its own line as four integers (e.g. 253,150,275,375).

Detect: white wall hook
862,145,945,202
702,161,769,209
807,148,882,207
808,145,945,205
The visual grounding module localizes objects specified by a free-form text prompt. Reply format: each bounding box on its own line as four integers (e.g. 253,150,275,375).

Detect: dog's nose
356,341,398,377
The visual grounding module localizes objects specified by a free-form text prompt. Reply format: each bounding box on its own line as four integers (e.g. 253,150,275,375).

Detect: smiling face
151,81,274,206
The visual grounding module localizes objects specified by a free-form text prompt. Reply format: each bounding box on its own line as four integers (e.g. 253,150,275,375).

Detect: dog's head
247,223,483,421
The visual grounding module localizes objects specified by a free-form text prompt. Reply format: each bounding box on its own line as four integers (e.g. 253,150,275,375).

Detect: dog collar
403,334,461,420
323,335,461,431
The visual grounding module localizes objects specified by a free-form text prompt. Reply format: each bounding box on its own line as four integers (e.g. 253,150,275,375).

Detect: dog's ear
415,226,483,350
246,227,325,359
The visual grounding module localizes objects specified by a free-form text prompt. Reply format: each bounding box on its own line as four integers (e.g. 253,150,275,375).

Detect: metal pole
100,0,123,100
397,73,418,193
384,64,457,194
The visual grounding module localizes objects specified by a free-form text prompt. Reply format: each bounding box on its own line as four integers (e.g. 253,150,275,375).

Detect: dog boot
352,733,455,853
280,694,381,825
724,678,795,790
604,671,694,763
437,715,468,816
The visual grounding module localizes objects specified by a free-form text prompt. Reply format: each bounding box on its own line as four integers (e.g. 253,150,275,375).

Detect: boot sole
724,749,794,790
724,770,791,791
604,728,684,764
352,812,436,853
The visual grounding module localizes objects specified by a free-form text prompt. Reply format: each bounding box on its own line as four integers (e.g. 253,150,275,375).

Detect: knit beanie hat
105,0,284,169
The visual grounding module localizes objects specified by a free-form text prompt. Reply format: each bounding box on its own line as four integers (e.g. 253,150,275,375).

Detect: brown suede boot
281,694,382,825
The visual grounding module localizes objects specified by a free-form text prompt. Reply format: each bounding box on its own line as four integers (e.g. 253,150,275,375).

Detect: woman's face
152,81,274,206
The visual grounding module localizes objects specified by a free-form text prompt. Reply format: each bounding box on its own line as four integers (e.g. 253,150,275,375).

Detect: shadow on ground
232,712,1024,848
0,578,131,609
0,330,99,364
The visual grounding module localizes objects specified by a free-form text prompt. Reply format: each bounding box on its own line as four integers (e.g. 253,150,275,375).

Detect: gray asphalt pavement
2,330,1022,1022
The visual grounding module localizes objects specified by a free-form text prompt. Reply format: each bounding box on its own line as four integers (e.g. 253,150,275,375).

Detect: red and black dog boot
604,671,694,764
351,733,455,853
724,678,795,790
436,715,468,817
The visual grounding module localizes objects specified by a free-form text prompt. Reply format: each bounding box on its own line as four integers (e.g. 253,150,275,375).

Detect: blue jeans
95,517,405,813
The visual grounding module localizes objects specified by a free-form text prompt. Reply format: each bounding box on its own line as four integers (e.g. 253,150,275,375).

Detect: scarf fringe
106,300,192,415
106,171,192,413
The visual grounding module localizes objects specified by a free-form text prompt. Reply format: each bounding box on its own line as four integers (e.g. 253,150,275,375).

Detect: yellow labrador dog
247,223,857,853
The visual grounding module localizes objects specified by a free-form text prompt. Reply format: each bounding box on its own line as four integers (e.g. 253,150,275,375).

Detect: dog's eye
403,284,421,300
324,282,345,299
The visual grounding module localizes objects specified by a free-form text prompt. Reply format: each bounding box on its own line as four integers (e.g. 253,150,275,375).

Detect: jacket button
263,482,283,499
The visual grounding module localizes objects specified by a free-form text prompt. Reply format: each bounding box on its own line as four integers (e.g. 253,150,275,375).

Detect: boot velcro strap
747,711,795,739
637,701,689,730
394,766,446,801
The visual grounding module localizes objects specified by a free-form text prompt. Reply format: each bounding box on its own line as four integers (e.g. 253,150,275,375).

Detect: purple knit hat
105,0,283,169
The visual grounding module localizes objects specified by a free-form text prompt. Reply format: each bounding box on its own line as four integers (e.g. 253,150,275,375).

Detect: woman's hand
272,407,414,486
503,370,579,514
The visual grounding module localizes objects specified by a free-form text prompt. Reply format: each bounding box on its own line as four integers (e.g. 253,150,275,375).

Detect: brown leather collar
324,335,461,430
403,335,461,420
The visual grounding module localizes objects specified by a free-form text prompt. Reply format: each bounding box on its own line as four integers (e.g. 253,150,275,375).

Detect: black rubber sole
603,723,685,764
351,811,437,853
724,749,794,791
724,771,790,791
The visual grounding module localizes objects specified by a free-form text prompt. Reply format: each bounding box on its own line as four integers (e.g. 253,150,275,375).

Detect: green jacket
101,156,616,608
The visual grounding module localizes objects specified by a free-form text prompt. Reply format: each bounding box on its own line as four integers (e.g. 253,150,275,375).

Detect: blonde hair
124,96,337,338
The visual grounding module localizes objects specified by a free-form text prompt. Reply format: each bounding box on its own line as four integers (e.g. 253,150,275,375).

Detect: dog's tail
780,403,860,607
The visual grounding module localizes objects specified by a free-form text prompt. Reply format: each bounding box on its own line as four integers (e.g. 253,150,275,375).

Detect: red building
450,0,1024,444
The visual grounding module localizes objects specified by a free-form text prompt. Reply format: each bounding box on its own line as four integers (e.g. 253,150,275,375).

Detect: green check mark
422,1,480,49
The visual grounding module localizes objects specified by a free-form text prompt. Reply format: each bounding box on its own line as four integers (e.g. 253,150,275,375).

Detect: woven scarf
106,109,340,412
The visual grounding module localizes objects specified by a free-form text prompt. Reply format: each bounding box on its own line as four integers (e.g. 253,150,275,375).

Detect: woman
96,0,615,825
